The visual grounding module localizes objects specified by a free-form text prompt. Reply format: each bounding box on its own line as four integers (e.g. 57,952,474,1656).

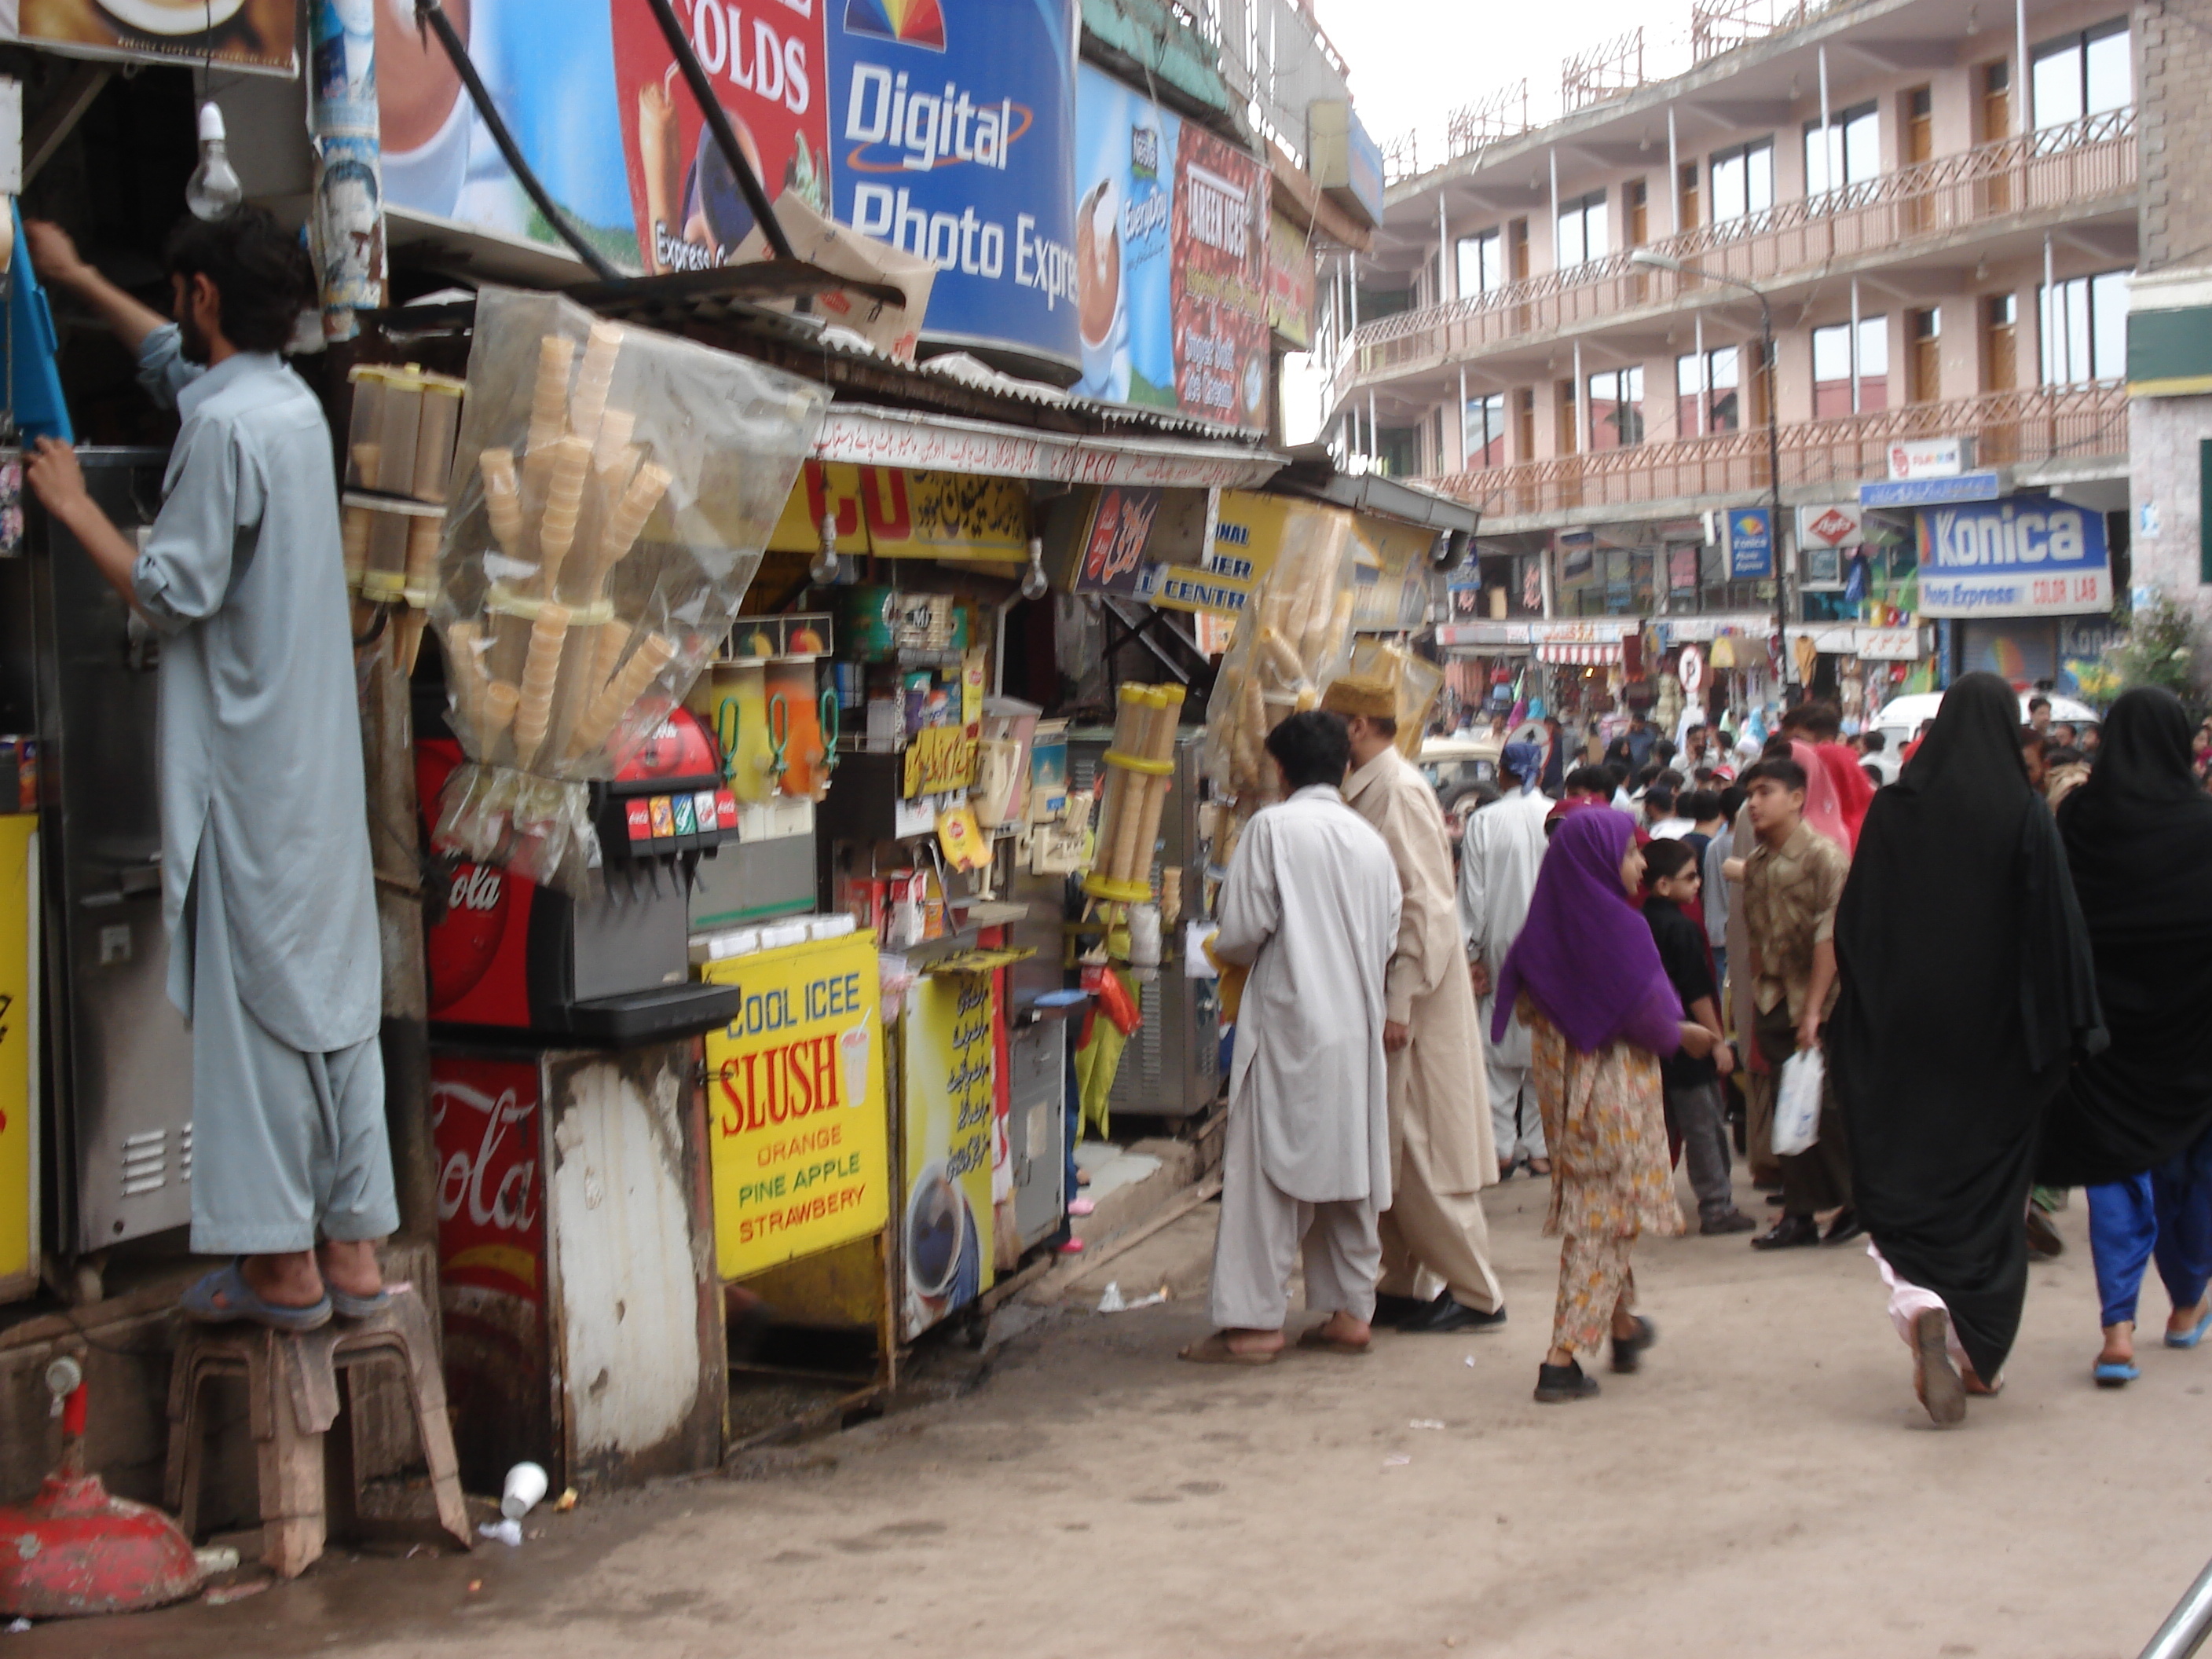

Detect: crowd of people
1186,669,2212,1428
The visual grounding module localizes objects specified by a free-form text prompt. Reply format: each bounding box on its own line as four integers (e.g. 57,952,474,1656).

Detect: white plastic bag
1773,1046,1825,1158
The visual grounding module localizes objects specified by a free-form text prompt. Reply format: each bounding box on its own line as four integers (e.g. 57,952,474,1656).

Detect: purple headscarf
1492,808,1684,1057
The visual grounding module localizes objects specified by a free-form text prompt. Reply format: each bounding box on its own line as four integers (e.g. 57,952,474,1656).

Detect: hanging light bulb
809,511,840,586
1020,537,1048,600
186,103,243,222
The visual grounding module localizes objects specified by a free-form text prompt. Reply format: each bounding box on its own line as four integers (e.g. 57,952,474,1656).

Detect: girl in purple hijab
1497,809,1714,1404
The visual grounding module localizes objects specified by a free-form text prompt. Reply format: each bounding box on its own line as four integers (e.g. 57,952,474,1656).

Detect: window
1587,366,1644,450
1674,346,1741,437
1983,292,2018,390
1812,317,1888,418
1804,101,1880,198
1463,391,1507,468
1981,60,2012,141
1678,160,1701,230
2040,269,2132,383
1555,189,1608,269
1909,308,1941,403
1624,179,1649,247
2033,19,2130,130
1456,229,1503,298
1709,140,1774,225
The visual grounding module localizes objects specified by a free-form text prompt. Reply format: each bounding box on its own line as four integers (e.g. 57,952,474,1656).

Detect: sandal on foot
181,1262,332,1331
1178,1331,1277,1365
2093,1358,2139,1387
2166,1305,2212,1350
1913,1308,1965,1427
1295,1324,1372,1357
330,1284,394,1320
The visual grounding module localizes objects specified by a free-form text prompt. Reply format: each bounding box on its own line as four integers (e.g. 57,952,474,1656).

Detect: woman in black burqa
1828,672,2104,1426
2038,688,2212,1381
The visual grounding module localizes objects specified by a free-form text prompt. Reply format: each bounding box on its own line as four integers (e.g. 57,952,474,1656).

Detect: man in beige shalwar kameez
1328,678,1510,1334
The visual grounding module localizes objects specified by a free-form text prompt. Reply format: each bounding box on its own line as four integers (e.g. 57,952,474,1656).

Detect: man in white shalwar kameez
1328,679,1508,1335
27,213,390,1332
1459,741,1557,1177
1184,712,1401,1364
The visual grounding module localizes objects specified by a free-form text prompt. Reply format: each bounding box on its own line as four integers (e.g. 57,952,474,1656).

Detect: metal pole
1573,339,1585,453
1458,365,1470,467
1441,191,1452,304
1851,275,1862,411
2017,0,2032,137
1762,294,1789,698
1548,148,1561,267
1818,44,1833,198
2139,1557,2212,1659
2044,231,2056,383
1696,311,1707,438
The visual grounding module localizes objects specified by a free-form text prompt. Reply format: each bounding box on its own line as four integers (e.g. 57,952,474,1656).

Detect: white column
1548,148,1560,268
2042,231,2057,383
1667,107,1681,235
1572,339,1585,452
1440,192,1452,304
2016,0,2032,136
1695,311,1708,437
1818,45,1834,197
1851,276,1862,410
1457,366,1470,467
1369,389,1379,463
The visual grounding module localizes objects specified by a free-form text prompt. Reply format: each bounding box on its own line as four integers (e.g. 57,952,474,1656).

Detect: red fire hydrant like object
0,1357,203,1618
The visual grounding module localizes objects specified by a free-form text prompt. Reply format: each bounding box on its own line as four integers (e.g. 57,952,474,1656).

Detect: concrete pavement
16,1167,2207,1659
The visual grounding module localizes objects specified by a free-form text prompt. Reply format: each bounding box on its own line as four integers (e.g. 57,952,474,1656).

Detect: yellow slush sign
702,933,888,1281
768,462,1031,562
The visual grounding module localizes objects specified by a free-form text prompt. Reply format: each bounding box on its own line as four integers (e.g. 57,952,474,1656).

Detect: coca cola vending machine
420,714,742,1489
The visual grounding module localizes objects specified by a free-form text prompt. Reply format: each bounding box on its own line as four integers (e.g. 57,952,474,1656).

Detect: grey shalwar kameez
1207,786,1401,1331
135,325,390,1255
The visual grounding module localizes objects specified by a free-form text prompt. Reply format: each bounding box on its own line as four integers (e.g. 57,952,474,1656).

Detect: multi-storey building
1320,0,2137,723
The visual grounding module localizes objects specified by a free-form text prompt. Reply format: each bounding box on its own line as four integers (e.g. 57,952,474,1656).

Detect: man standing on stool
1329,677,1509,1335
26,211,391,1330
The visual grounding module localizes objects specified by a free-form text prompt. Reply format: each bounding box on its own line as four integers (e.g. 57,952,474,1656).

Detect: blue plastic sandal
181,1261,332,1331
2166,1306,2212,1350
329,1284,393,1320
2093,1359,2139,1387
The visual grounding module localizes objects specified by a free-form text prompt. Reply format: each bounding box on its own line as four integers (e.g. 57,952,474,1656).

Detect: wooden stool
165,1285,472,1577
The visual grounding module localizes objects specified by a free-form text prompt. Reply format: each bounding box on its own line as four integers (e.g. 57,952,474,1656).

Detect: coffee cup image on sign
1075,178,1130,401
905,1163,979,1305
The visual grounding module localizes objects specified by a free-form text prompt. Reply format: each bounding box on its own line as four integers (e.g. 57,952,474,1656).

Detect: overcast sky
1311,0,1694,161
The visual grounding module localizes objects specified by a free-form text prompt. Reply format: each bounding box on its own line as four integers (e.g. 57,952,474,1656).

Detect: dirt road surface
18,1173,2208,1659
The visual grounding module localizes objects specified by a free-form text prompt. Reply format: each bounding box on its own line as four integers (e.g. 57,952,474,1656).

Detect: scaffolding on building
1561,27,1648,113
1690,0,1813,64
1448,79,1534,162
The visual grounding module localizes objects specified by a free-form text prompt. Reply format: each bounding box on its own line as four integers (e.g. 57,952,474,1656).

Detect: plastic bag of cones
1199,503,1361,814
424,286,826,894
1346,636,1445,759
339,363,466,673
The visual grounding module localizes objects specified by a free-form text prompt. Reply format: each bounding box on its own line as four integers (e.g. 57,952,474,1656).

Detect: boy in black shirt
1644,840,1756,1235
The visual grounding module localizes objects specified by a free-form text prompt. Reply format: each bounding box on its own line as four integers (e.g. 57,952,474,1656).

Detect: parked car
1866,690,2099,782
1417,733,1504,839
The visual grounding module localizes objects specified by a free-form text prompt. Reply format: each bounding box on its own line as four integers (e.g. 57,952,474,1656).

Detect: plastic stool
164,1285,471,1577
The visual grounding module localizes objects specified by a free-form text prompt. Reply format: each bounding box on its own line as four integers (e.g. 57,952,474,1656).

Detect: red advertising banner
1071,484,1162,597
1171,122,1269,428
611,0,833,273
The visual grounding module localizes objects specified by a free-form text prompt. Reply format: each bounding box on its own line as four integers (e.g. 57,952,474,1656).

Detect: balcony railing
1435,380,2128,522
1333,109,2137,403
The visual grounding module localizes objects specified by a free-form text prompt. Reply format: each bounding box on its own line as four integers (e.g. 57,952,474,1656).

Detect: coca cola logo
430,1078,540,1236
449,866,503,912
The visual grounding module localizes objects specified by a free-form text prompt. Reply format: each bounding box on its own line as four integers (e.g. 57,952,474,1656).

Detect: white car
1866,690,2099,782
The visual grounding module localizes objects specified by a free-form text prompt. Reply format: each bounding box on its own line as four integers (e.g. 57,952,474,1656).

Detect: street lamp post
1631,250,1794,705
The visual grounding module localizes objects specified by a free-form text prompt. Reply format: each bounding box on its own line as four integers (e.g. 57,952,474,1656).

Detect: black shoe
1822,1207,1866,1247
2024,1207,2065,1260
1701,1210,1758,1236
1751,1214,1822,1251
1610,1314,1657,1374
1400,1291,1509,1334
1372,1291,1428,1326
1533,1359,1600,1403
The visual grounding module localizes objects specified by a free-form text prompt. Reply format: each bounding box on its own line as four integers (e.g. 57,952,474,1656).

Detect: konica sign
1914,499,2112,618
831,0,1080,374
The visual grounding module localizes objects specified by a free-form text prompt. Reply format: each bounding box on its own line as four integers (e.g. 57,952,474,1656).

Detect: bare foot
1528,1157,1553,1177
317,1238,385,1301
2100,1319,2137,1368
1219,1326,1285,1358
1961,1365,2002,1397
236,1251,325,1310
1313,1309,1371,1348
